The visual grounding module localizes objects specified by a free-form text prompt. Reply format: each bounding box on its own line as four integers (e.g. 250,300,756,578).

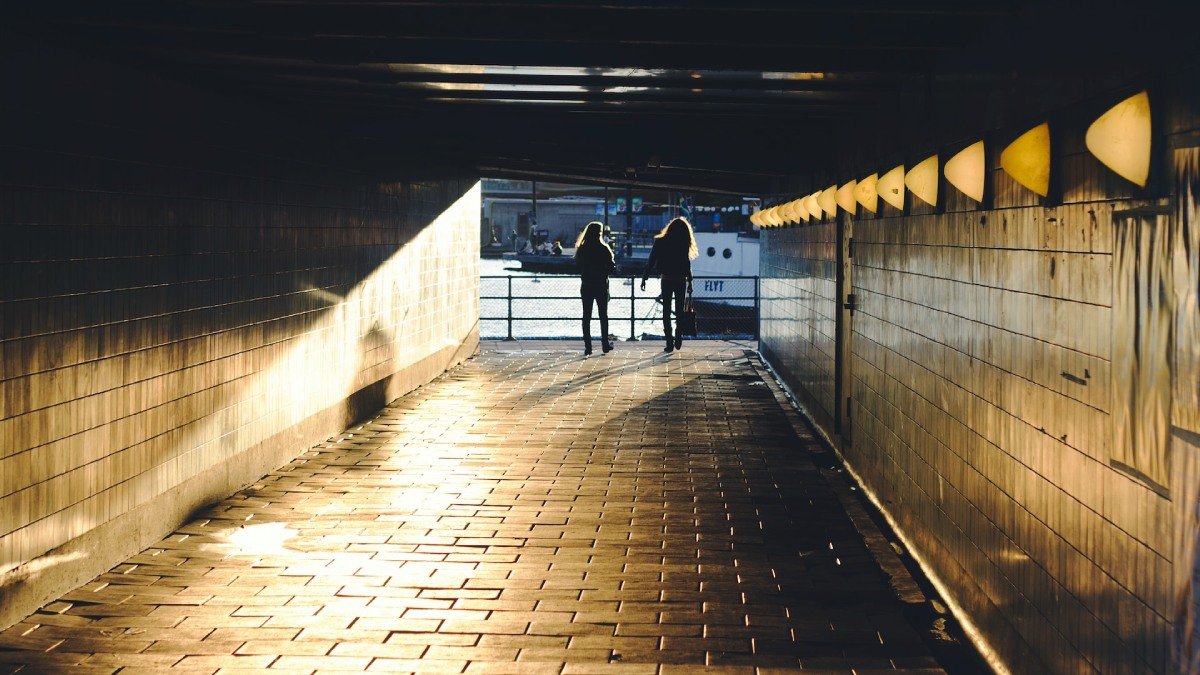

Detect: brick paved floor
0,341,953,674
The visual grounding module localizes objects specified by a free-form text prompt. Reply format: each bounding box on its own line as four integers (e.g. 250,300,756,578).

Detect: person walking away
640,217,698,353
575,221,615,356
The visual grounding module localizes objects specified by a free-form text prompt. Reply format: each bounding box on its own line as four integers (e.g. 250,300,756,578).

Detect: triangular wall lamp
817,186,837,218
783,199,800,225
1000,123,1051,197
944,141,985,202
1085,90,1151,188
905,155,939,207
836,181,857,215
855,174,878,213
794,197,810,222
878,165,906,210
804,193,822,221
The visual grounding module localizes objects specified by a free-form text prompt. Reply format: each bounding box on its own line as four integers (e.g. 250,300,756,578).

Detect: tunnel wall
761,87,1200,672
0,39,481,629
760,222,839,435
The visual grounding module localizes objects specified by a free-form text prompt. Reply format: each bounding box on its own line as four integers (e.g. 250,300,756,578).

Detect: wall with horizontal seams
761,78,1200,673
0,37,480,629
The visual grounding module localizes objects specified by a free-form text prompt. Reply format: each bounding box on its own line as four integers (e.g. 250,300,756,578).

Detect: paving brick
0,342,954,673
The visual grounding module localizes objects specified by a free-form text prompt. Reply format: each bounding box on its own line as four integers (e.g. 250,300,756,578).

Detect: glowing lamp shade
1086,91,1151,188
804,193,822,221
767,207,783,227
836,180,857,215
750,211,762,227
855,173,878,213
944,141,985,202
794,197,810,222
762,207,776,227
1000,123,1051,196
878,165,905,210
904,155,939,207
817,185,837,217
776,201,791,225
783,200,800,224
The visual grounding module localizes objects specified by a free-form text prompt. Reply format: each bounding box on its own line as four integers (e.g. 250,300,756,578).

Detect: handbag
678,284,698,336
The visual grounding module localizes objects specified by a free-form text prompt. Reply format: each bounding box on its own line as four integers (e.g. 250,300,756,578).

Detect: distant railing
480,274,759,341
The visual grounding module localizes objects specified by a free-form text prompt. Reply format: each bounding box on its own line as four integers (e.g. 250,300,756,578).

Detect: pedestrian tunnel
4,3,1200,673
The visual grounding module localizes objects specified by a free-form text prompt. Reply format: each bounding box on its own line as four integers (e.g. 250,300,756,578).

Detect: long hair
575,221,611,251
654,217,699,259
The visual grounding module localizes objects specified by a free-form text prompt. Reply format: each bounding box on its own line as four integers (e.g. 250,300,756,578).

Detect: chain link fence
481,275,758,340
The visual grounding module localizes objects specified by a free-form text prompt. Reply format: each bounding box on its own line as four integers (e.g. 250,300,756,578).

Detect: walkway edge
749,351,1004,675
744,352,925,605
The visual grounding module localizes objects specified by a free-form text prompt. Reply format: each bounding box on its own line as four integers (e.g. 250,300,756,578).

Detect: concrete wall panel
760,91,1200,673
0,42,481,629
760,222,838,433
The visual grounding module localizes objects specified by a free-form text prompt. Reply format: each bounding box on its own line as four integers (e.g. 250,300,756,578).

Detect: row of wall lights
751,90,1151,227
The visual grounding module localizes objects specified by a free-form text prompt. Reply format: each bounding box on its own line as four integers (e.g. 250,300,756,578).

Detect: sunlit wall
0,39,480,629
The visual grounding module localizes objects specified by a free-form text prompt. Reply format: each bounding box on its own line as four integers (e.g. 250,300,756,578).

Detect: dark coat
644,236,692,279
575,240,615,287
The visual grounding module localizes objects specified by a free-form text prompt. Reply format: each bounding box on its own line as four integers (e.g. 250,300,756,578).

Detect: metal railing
481,274,759,341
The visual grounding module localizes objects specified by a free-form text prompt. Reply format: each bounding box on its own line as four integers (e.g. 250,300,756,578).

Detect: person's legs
660,286,674,350
581,289,595,354
661,276,684,352
673,285,686,349
597,289,612,352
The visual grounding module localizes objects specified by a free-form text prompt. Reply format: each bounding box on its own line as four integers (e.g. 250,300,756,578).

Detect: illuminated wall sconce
944,141,985,202
804,193,822,221
1086,90,1151,188
836,180,857,215
762,207,777,227
817,185,837,218
794,198,810,222
750,211,762,227
1000,122,1051,196
781,200,798,225
855,173,878,213
767,206,783,227
878,164,905,210
904,155,939,207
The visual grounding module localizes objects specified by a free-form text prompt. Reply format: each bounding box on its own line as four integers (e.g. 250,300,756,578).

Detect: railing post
505,276,515,341
629,276,637,341
753,276,760,340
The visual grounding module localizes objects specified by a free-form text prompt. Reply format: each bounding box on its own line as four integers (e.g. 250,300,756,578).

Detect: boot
601,339,613,353
584,341,593,356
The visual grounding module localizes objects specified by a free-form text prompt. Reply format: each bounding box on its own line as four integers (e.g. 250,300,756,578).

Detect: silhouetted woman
640,217,698,353
575,221,615,356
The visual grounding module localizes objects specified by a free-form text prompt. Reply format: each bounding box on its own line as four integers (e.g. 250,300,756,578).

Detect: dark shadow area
343,321,400,428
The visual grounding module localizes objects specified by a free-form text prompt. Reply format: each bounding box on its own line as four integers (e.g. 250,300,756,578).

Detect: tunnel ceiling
9,1,1199,194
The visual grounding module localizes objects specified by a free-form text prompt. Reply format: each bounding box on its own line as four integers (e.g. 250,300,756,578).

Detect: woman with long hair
574,221,615,355
640,217,698,353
